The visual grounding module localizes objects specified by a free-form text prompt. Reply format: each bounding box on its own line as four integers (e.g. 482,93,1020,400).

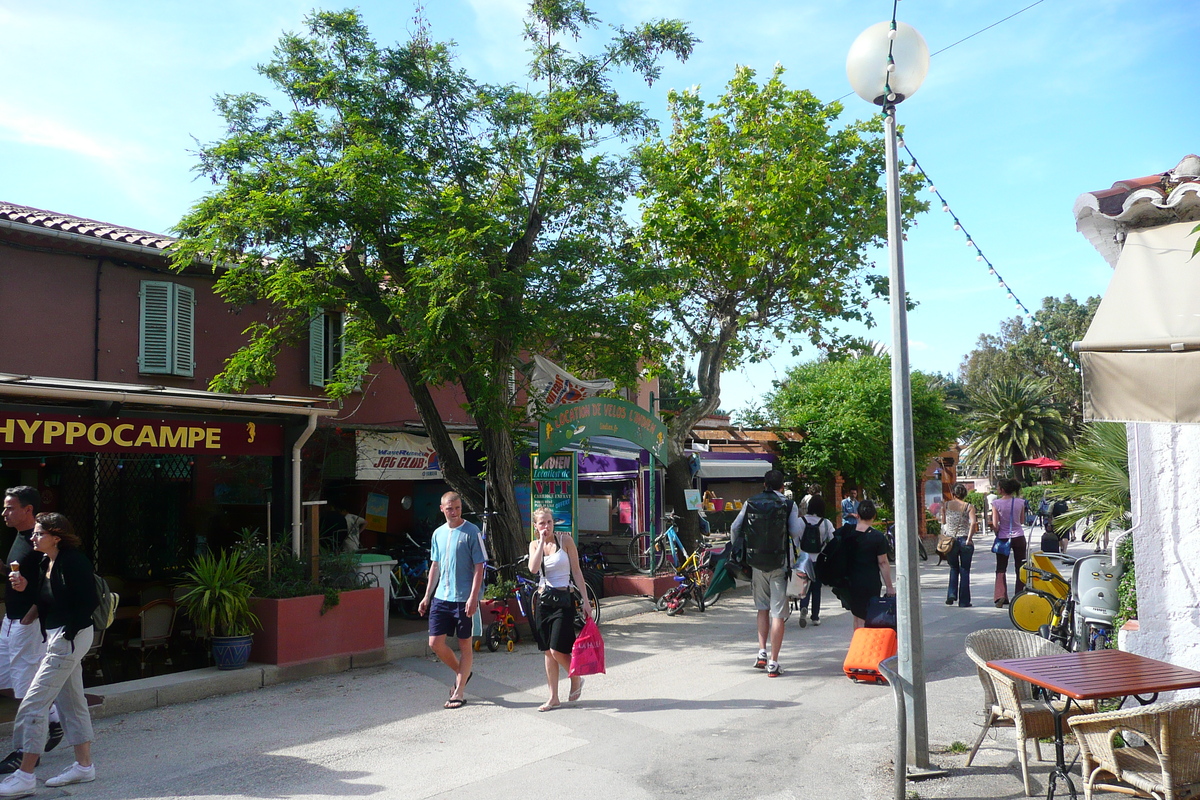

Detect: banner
0,411,281,455
365,492,389,533
530,355,615,407
355,431,464,481
539,397,668,462
531,452,577,539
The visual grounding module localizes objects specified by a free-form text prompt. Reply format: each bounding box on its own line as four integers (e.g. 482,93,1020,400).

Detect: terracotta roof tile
1074,155,1200,267
0,201,176,251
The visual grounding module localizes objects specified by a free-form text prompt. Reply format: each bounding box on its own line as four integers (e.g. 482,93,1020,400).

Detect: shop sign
539,397,667,462
365,492,389,533
531,452,577,539
0,411,281,455
355,431,464,481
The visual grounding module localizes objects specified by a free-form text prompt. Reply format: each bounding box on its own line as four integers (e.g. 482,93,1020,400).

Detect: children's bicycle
655,545,719,614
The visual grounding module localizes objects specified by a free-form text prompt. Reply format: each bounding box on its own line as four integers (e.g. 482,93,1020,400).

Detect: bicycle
485,557,601,642
628,513,689,574
388,533,430,619
578,542,611,573
655,544,720,614
1009,556,1078,649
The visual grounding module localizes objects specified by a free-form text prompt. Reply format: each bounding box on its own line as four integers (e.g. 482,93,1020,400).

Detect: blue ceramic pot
211,634,253,670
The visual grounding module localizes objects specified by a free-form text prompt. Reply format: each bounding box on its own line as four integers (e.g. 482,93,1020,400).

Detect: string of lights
897,140,1083,374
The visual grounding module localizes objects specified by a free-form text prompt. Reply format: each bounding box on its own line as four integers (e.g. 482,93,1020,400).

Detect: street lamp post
847,20,931,770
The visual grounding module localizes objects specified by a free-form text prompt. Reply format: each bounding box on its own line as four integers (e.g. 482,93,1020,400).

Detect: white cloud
0,101,142,164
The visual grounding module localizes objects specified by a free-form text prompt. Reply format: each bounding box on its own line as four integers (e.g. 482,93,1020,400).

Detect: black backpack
800,518,824,554
815,524,855,591
741,492,793,571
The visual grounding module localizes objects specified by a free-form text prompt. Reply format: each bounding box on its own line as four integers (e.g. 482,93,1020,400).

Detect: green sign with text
539,398,667,463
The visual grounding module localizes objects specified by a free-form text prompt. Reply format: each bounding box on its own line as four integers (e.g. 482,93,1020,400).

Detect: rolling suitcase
843,627,897,685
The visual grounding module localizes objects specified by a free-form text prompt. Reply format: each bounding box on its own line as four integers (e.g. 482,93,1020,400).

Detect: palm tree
1049,422,1129,543
963,376,1071,480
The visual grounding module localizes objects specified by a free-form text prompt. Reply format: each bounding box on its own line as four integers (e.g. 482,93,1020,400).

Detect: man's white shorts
0,616,47,698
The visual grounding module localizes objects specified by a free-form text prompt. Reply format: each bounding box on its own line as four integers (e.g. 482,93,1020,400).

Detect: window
139,281,195,377
309,309,345,387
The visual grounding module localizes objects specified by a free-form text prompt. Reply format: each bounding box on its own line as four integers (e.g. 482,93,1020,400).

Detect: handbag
935,533,955,556
569,618,606,676
991,538,1012,556
865,594,897,629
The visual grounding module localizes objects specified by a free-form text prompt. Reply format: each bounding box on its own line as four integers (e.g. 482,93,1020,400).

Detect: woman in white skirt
0,513,98,797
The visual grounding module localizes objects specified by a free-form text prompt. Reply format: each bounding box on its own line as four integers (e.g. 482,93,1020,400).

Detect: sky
3,0,1198,415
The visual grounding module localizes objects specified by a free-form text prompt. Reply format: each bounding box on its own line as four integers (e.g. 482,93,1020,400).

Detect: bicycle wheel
586,583,601,626
1009,590,1057,633
655,589,675,612
627,533,655,574
1086,622,1111,651
692,582,706,612
485,622,501,652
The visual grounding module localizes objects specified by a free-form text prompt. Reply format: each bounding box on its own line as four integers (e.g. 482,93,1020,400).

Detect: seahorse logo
246,422,256,443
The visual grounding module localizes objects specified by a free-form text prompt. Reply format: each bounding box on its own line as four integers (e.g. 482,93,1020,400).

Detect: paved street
59,539,1088,800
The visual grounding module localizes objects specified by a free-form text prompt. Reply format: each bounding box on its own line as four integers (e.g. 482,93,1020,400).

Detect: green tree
634,65,927,544
960,294,1098,431
171,7,695,566
962,376,1071,480
1049,421,1130,543
768,355,959,503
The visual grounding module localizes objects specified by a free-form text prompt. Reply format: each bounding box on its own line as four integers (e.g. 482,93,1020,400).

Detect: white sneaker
44,762,95,787
0,769,35,797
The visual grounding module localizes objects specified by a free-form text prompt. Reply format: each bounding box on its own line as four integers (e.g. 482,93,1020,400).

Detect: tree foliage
1048,421,1130,542
962,376,1071,479
959,294,1098,430
633,65,927,543
769,355,959,502
171,7,695,565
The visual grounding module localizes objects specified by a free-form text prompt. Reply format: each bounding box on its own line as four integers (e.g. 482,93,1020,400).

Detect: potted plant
176,549,261,670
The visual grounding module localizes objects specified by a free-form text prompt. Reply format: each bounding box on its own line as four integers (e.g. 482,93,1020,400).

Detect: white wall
1127,422,1200,696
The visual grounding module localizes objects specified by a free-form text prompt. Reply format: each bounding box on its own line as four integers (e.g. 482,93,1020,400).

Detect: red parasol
1012,456,1063,469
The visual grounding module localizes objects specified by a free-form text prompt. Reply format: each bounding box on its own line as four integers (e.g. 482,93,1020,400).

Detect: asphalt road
45,537,1091,800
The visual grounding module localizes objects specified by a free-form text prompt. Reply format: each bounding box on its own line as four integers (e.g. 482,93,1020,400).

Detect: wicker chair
1068,699,1200,800
964,629,1097,796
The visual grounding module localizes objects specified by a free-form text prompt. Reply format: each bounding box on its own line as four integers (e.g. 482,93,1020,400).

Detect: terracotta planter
249,587,385,666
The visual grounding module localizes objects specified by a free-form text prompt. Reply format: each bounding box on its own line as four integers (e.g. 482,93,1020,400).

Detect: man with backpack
729,470,802,678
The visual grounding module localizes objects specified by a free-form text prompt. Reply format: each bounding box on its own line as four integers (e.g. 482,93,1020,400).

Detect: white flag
530,355,615,406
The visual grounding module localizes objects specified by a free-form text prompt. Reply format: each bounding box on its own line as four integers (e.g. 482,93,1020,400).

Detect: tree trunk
475,424,525,570
664,456,699,550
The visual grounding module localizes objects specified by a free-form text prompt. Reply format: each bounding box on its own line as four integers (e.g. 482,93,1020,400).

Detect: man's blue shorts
428,598,472,639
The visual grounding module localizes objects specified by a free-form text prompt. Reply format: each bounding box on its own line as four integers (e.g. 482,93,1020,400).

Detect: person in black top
0,488,63,777
0,513,99,796
839,500,895,628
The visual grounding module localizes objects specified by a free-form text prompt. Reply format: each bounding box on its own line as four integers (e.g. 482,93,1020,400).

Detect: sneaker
0,754,33,777
767,662,783,677
0,769,35,798
45,762,96,787
811,617,821,626
797,607,808,628
45,721,63,752
753,652,768,669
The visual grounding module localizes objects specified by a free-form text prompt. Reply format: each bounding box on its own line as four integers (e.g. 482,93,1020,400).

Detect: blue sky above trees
2,0,1196,411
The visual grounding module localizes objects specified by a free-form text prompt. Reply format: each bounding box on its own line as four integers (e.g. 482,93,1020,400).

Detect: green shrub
1114,532,1137,633
965,491,988,517
232,527,371,614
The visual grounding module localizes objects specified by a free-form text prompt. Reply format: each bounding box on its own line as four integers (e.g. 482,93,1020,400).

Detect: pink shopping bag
569,618,606,676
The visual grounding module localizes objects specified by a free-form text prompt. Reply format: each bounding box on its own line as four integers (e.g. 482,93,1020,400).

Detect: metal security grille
73,454,196,580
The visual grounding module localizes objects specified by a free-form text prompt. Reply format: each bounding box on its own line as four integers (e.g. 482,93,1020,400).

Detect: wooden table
989,649,1200,800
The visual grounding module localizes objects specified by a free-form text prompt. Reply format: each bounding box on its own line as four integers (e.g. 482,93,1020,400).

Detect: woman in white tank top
528,507,591,711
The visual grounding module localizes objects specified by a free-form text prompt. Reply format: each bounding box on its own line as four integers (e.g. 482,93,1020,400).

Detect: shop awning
578,453,639,481
1074,222,1200,423
697,454,774,480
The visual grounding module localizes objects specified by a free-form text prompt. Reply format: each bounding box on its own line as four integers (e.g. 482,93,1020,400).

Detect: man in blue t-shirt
841,489,859,526
419,491,485,709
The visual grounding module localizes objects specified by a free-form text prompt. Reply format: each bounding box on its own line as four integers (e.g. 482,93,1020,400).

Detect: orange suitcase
843,627,897,685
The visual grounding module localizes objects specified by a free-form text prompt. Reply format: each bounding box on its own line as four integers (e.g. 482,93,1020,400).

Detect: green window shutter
139,280,173,374
309,310,326,387
173,285,195,377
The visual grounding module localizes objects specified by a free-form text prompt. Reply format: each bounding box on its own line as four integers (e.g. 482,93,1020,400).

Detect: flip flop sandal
537,702,560,712
445,697,466,710
568,678,585,702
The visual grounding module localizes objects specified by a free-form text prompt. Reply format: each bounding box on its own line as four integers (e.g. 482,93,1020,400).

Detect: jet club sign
356,431,465,481
0,412,282,455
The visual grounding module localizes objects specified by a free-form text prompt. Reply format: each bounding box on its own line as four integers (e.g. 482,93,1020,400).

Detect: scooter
1069,549,1123,651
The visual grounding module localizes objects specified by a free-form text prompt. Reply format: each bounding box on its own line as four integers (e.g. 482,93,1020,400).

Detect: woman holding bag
940,484,976,607
528,507,591,712
990,478,1029,608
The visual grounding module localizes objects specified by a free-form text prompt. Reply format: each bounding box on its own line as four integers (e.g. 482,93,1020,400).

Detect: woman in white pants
0,513,98,798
